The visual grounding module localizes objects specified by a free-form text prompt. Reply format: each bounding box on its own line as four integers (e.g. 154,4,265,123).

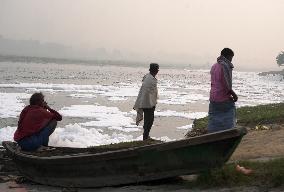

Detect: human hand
229,90,238,102
232,93,238,102
43,101,50,110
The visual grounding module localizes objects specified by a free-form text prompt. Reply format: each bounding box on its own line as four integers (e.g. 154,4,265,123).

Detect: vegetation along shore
185,102,284,189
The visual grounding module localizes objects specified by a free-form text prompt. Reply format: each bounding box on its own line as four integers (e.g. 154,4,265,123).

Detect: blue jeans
17,120,57,151
208,101,236,133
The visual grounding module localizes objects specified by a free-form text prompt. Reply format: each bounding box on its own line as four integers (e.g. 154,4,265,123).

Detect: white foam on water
0,92,30,118
0,124,140,148
107,126,140,132
104,87,139,98
0,83,138,101
155,110,190,118
155,110,208,119
0,124,173,148
0,70,283,106
134,135,173,142
107,96,128,101
188,112,208,119
158,93,208,105
153,136,173,142
49,123,137,147
177,124,193,130
60,104,123,117
0,83,96,91
59,105,135,127
80,121,141,133
0,70,283,139
68,93,97,98
130,109,207,119
0,126,16,142
234,72,284,105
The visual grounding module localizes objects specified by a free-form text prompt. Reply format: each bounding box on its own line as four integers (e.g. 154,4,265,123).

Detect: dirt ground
230,123,284,161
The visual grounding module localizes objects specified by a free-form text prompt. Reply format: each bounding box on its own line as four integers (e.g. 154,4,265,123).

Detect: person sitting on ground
14,92,62,151
133,63,159,140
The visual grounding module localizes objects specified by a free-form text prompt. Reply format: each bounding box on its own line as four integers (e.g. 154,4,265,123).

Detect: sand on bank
230,123,284,161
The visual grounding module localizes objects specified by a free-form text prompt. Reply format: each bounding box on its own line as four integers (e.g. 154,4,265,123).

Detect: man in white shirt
134,63,159,140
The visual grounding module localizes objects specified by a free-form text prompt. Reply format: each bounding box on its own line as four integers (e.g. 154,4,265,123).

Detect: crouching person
14,92,62,151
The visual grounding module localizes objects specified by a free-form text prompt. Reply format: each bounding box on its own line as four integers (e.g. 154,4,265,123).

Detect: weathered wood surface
2,127,247,188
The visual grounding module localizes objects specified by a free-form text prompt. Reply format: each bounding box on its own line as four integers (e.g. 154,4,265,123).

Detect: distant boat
2,127,247,188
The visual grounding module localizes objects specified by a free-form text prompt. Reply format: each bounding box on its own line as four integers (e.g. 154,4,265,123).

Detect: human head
221,48,234,62
149,63,159,76
29,92,44,106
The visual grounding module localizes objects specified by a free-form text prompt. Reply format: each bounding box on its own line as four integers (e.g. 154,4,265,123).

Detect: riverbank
184,103,284,190
187,103,284,161
0,103,284,191
259,69,284,76
186,157,284,189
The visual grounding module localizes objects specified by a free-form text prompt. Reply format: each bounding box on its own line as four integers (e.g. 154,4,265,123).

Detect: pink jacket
210,63,231,102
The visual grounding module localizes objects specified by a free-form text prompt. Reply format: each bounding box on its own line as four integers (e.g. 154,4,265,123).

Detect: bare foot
236,164,253,175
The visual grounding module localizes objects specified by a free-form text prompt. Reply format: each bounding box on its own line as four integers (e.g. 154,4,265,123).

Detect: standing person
208,48,238,133
134,63,159,140
14,92,62,151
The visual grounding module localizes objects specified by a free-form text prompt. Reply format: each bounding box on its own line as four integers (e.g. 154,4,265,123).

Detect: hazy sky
0,0,284,71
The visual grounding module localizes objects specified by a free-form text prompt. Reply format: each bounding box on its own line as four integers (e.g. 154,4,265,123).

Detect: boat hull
3,127,246,187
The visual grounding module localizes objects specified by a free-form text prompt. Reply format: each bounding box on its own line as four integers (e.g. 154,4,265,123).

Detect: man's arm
43,102,62,121
220,66,238,102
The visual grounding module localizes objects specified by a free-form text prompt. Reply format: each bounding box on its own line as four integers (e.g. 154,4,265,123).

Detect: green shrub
190,103,284,136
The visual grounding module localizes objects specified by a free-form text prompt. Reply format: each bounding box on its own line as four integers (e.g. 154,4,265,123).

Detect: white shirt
133,73,158,110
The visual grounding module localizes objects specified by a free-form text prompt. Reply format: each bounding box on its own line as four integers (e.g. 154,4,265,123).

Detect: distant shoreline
0,54,199,70
0,54,144,67
259,69,284,76
1,54,283,73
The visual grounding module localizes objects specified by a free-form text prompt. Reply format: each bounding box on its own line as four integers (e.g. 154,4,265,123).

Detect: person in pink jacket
208,48,238,132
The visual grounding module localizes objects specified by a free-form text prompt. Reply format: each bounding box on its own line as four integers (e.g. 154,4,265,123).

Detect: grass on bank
185,103,284,188
190,103,284,136
186,158,284,188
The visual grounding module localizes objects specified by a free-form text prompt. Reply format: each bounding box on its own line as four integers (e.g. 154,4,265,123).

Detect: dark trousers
143,107,155,140
18,120,57,151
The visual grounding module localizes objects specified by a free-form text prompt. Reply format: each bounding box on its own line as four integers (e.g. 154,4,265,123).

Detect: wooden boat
2,127,247,188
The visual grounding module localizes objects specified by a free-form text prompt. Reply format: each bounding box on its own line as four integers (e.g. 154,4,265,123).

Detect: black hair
29,92,44,105
149,63,159,72
221,48,234,58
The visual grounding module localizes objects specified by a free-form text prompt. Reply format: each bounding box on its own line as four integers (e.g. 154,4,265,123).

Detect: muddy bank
230,124,284,161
